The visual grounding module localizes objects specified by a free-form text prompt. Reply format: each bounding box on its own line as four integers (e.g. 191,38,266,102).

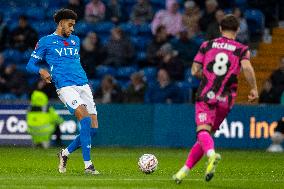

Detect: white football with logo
138,154,158,174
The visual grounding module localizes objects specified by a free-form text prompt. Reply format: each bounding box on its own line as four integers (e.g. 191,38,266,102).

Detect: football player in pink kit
173,15,258,183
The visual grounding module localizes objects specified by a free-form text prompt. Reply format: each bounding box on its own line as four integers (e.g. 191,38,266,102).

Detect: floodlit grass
0,147,283,188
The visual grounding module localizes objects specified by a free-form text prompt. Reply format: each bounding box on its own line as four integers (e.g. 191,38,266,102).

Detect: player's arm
191,41,207,79
26,39,51,83
241,59,258,102
191,62,203,79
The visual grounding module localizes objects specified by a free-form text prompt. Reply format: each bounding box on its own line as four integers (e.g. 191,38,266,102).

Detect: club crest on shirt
71,40,76,45
63,41,69,46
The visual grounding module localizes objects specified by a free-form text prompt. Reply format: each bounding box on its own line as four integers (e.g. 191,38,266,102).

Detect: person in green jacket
26,90,64,148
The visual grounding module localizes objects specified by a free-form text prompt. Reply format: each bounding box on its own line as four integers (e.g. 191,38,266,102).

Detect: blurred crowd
0,0,283,104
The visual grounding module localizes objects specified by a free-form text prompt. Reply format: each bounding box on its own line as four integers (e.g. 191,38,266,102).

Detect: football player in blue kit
26,9,99,175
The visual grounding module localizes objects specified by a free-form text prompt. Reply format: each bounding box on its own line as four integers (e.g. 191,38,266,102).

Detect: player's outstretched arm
26,57,51,83
241,59,258,102
191,62,203,79
26,57,41,74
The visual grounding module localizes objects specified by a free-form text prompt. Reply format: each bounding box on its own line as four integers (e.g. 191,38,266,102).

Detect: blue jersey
26,33,88,89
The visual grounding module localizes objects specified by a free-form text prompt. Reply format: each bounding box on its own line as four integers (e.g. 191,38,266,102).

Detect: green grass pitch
0,147,283,189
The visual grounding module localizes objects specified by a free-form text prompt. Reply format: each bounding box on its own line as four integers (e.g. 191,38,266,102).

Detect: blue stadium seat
95,65,116,78
131,36,151,51
25,7,45,20
99,34,109,45
176,81,192,103
138,23,152,37
119,23,139,36
89,79,101,91
0,93,17,100
22,50,33,62
75,21,96,36
116,79,130,90
136,51,146,61
142,67,157,82
245,9,265,34
116,66,137,79
4,7,24,23
32,21,55,36
3,49,23,63
234,0,247,11
184,69,200,88
93,21,114,34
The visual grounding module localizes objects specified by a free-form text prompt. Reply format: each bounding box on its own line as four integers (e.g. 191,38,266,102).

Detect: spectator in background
1,64,28,96
130,0,153,25
31,79,58,99
259,57,284,104
145,69,182,103
151,0,183,36
182,1,201,38
66,0,85,20
102,27,135,67
95,75,123,103
146,25,169,66
158,43,184,81
199,0,218,32
233,7,249,44
11,15,38,51
0,53,7,92
81,32,103,78
171,30,199,67
206,9,224,40
124,72,146,103
106,0,122,24
0,13,9,51
85,0,106,23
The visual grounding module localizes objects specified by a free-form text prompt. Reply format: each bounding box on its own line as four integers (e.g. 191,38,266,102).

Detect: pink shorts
195,100,233,132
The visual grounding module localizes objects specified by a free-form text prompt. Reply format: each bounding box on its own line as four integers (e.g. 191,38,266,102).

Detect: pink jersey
193,36,250,105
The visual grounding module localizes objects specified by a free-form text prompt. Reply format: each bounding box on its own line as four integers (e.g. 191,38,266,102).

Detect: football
138,154,158,174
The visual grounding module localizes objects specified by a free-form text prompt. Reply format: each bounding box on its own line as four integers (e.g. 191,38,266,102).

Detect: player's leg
80,84,100,174
173,142,204,183
56,86,83,173
173,102,213,183
203,102,231,181
56,86,93,173
74,105,95,172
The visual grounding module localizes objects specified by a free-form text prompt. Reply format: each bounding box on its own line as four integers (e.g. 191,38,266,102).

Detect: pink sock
185,142,204,169
197,131,215,155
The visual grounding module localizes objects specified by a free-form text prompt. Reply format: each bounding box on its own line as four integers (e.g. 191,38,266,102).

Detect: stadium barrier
0,104,283,149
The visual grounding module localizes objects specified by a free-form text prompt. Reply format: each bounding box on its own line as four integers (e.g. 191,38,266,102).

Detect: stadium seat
136,51,146,61
116,66,138,79
131,36,150,51
234,0,247,11
142,67,157,82
245,9,265,34
32,21,55,36
138,23,152,37
176,81,192,103
75,21,96,36
89,79,101,91
25,7,45,20
45,7,60,20
119,23,139,36
116,79,130,90
184,69,200,88
93,21,114,34
0,93,17,100
22,50,32,62
95,65,116,78
3,49,23,63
